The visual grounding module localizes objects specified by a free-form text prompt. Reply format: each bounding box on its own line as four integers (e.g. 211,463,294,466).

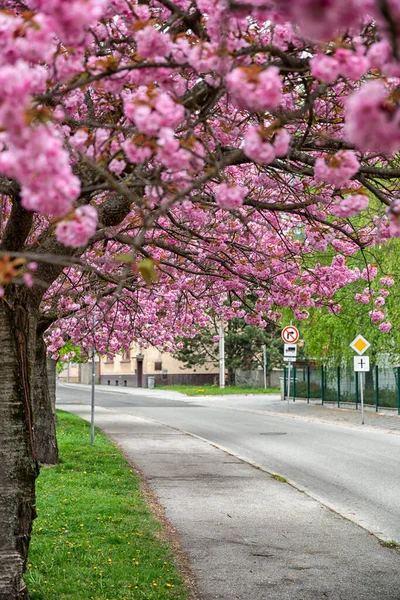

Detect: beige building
100,345,219,388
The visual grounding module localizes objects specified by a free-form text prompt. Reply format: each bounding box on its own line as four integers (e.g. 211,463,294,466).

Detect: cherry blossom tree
1,0,400,597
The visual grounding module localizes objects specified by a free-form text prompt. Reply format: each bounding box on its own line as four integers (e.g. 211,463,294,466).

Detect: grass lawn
26,411,189,600
157,384,280,396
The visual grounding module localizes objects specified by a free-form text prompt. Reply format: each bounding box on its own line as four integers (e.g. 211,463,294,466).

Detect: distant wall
235,369,284,389
100,372,216,388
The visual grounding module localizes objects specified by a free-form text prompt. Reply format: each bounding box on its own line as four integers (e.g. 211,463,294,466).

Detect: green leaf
116,254,135,263
138,259,158,284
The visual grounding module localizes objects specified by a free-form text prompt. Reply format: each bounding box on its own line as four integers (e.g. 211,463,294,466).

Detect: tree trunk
32,337,59,466
47,357,57,422
0,297,38,600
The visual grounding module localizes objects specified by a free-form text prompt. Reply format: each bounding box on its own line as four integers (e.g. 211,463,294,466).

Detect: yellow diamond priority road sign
350,335,370,356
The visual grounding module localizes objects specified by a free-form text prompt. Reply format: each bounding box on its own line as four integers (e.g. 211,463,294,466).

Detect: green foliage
283,240,400,366
56,339,87,373
26,411,188,600
174,317,283,378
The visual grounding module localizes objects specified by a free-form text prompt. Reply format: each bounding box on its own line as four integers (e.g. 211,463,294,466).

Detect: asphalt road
57,384,400,544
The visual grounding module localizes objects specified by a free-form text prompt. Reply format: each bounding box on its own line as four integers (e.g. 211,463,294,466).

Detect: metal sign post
282,327,299,411
262,345,267,389
219,319,225,389
351,332,371,426
360,372,364,425
353,355,370,425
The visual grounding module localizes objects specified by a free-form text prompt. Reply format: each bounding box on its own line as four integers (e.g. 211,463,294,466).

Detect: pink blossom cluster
271,0,368,41
226,66,282,113
380,277,394,287
314,151,360,187
346,81,400,155
379,322,392,333
135,26,172,59
330,194,369,218
28,0,108,44
156,128,204,172
369,309,385,323
354,293,370,304
244,127,291,164
124,89,185,137
55,205,98,247
214,183,249,209
0,125,81,216
0,12,55,64
361,266,378,281
385,200,400,238
374,296,385,307
311,49,369,83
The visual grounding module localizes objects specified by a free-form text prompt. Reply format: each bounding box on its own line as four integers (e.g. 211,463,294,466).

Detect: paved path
59,393,400,600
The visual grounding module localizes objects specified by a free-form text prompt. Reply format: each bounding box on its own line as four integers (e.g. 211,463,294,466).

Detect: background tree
174,314,283,385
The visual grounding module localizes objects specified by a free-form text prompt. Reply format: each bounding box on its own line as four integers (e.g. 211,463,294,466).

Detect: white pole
67,361,70,384
262,345,267,389
219,319,225,389
90,316,96,444
360,371,364,425
287,362,291,412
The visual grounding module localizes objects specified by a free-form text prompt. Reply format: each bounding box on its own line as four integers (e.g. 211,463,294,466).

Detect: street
57,384,400,544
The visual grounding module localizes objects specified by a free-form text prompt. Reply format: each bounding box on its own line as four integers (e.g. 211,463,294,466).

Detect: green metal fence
283,365,400,414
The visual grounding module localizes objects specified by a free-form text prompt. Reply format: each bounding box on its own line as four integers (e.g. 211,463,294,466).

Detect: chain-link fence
283,365,400,413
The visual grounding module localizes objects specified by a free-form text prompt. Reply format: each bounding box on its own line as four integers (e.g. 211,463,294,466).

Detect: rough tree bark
32,336,58,466
0,293,38,600
47,357,57,423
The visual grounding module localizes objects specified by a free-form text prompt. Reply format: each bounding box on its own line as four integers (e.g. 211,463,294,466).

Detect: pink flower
346,81,400,154
226,66,282,112
374,296,386,307
23,273,34,288
214,183,249,209
361,266,378,281
369,309,385,323
379,322,392,333
314,150,360,187
354,293,370,304
273,129,291,157
123,139,153,164
380,277,394,287
330,194,369,218
244,127,275,164
310,54,340,83
124,90,185,137
335,48,369,81
56,205,98,248
135,26,171,59
109,158,126,175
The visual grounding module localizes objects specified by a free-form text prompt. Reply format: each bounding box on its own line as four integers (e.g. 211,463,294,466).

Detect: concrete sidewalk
59,403,400,600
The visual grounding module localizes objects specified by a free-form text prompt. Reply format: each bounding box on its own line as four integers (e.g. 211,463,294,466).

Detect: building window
105,354,114,364
121,349,131,362
154,361,162,371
